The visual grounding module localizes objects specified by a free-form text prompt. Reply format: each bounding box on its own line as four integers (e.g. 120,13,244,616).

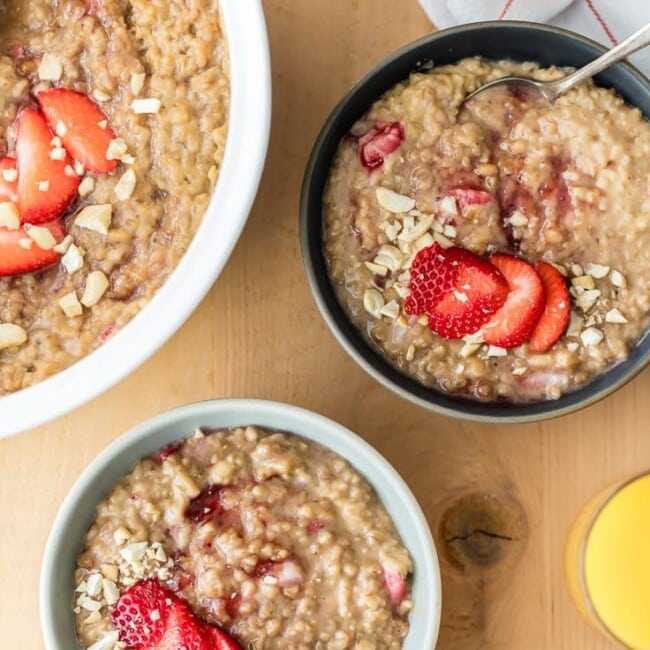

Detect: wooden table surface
1,1,646,648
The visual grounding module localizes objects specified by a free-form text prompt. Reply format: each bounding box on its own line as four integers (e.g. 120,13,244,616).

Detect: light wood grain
0,1,646,648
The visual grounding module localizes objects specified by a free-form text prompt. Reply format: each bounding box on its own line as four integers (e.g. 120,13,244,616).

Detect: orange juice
566,474,650,649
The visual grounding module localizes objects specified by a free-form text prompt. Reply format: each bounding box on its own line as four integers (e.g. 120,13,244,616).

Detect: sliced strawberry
202,623,244,650
357,121,404,171
307,518,325,534
528,261,570,353
155,605,214,650
0,158,18,204
111,579,175,649
185,485,227,525
482,254,545,349
447,187,496,212
38,88,117,174
0,218,65,276
16,108,80,224
404,243,508,339
383,570,407,607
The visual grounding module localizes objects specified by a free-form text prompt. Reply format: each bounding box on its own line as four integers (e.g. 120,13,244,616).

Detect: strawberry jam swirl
74,426,413,649
323,56,650,403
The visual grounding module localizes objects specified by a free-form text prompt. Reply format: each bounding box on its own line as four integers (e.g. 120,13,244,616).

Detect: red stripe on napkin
585,0,618,45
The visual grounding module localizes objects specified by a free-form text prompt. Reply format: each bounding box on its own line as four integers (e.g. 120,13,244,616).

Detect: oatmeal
0,0,229,393
323,57,650,402
74,426,413,649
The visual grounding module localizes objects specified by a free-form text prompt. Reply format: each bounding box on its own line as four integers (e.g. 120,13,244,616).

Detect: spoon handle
548,22,650,99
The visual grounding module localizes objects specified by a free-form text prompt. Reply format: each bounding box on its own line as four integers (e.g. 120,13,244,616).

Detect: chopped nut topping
406,344,415,361
571,275,596,291
59,292,83,318
459,341,481,358
75,204,112,235
74,160,85,176
570,263,584,277
0,202,20,230
114,169,137,200
81,270,109,307
439,195,458,215
398,214,434,242
61,243,85,274
363,288,385,318
85,573,103,598
433,232,454,249
38,53,63,81
508,211,528,227
55,120,68,137
0,323,27,350
77,595,102,612
84,611,102,625
364,261,387,276
376,187,415,213
374,244,404,272
102,579,119,605
1,167,17,183
113,527,131,546
580,327,604,346
93,89,111,103
25,225,56,250
442,224,457,238
585,263,610,279
605,308,628,324
78,176,95,197
512,366,527,376
131,98,162,114
131,72,146,96
87,630,119,650
50,147,67,161
575,289,601,313
64,164,76,177
379,300,400,320
38,180,50,192
98,120,108,130
18,238,32,250
566,311,583,337
487,345,507,357
567,342,579,352
106,138,129,161
610,269,627,288
50,136,62,148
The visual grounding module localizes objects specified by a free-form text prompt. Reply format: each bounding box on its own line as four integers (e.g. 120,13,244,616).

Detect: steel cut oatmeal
73,427,414,649
0,0,229,393
323,57,650,403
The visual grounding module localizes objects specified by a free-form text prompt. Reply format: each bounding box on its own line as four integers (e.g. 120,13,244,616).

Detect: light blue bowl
40,399,441,649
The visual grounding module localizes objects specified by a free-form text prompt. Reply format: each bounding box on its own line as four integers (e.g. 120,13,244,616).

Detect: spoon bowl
465,21,650,105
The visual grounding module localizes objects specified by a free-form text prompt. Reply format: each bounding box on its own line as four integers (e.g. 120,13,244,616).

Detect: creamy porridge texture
0,0,229,393
323,57,650,402
74,426,413,649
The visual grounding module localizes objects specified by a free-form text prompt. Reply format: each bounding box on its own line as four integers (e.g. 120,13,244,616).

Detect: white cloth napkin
417,0,650,75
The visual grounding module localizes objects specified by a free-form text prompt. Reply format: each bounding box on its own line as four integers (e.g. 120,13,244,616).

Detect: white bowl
0,0,271,438
40,399,442,649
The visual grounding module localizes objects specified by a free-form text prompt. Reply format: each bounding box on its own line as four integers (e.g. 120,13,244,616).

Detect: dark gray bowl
300,21,650,423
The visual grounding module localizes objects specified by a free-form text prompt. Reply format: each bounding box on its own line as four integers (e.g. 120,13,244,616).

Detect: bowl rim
299,19,650,424
39,398,442,649
0,0,272,439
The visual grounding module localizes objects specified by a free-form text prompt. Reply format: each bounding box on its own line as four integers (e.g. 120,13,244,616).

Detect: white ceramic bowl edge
0,0,272,438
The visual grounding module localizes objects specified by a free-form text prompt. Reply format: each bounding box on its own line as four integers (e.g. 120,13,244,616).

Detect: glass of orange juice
565,473,650,649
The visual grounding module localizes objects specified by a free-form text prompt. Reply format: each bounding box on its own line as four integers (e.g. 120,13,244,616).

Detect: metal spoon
464,22,650,105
